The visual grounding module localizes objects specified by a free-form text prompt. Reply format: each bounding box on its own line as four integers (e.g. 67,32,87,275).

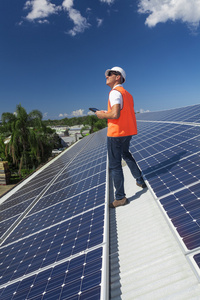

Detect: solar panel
134,104,200,280
1,103,200,295
136,103,200,123
0,248,102,299
0,130,109,299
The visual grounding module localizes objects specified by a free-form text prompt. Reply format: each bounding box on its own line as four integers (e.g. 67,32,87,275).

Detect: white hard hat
105,66,126,83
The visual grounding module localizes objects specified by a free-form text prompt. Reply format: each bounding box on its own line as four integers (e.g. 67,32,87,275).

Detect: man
96,66,146,208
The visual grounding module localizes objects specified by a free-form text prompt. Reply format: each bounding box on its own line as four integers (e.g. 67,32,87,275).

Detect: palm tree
83,115,98,134
1,104,56,176
83,115,107,134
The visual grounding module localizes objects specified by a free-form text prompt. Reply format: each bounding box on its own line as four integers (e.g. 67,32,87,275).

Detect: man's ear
116,75,121,83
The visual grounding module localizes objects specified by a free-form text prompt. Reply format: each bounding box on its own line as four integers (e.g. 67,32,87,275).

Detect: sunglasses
107,71,121,77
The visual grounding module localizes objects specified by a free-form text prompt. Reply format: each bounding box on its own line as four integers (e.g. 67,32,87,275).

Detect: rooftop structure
0,104,200,299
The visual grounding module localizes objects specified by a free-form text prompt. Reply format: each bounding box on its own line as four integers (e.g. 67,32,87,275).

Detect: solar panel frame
136,104,200,123
0,247,105,300
135,105,200,281
1,103,200,291
0,129,109,300
0,134,101,243
187,250,200,282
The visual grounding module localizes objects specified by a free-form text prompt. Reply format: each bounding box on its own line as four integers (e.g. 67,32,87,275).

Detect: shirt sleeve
109,90,123,110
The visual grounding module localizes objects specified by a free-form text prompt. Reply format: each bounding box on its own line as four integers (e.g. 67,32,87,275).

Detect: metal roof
109,162,200,299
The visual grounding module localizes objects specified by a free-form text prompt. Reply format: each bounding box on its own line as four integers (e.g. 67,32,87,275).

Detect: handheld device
89,108,99,112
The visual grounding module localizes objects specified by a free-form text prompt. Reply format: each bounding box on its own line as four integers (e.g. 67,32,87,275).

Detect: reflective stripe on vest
107,86,137,137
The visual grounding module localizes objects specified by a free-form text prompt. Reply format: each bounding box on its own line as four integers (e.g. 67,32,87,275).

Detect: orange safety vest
107,86,137,137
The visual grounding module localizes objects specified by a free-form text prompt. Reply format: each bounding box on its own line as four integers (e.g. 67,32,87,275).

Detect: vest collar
112,84,123,90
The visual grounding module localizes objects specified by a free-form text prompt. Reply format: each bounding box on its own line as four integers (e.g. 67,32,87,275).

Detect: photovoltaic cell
1,103,200,292
0,247,102,300
194,253,200,269
0,216,19,237
136,103,200,123
0,205,104,285
0,133,94,237
0,129,108,299
133,104,200,278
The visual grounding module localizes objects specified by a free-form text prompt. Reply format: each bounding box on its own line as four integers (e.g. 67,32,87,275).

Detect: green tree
0,136,8,161
83,115,107,134
93,119,107,132
84,115,98,134
80,125,90,137
1,104,60,176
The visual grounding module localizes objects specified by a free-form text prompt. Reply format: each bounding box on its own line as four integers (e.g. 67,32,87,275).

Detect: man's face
106,71,121,88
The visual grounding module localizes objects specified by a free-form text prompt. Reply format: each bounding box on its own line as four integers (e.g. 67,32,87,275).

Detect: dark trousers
107,136,143,200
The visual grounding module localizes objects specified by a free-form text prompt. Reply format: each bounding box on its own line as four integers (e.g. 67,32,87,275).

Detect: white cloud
97,18,103,27
59,113,68,117
24,0,60,21
67,8,90,36
38,19,49,24
86,8,92,13
18,21,23,26
22,0,112,34
99,0,115,4
43,112,48,118
62,1,90,36
88,110,95,115
139,108,150,113
138,0,200,29
62,0,74,10
71,109,84,117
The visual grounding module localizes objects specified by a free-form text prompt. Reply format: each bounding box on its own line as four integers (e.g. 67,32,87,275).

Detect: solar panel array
133,104,200,280
1,102,200,296
0,130,109,300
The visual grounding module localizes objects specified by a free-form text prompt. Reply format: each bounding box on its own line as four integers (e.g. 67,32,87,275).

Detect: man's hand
95,110,107,119
96,104,120,120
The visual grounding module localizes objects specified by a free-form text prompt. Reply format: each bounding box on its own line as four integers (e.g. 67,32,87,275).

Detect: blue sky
0,0,200,120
